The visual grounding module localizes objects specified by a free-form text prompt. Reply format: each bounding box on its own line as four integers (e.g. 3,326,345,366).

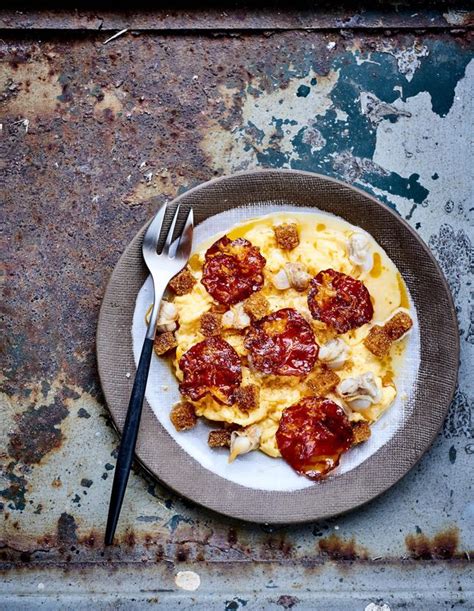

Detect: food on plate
154,331,177,355
307,269,374,333
244,308,319,376
306,362,340,396
243,292,270,321
208,429,232,448
201,236,266,305
170,402,197,431
318,338,349,369
199,311,223,337
150,212,414,480
229,424,262,462
275,397,354,479
351,420,372,444
178,336,242,403
271,262,312,291
364,310,413,357
169,268,196,295
232,384,260,413
273,221,300,250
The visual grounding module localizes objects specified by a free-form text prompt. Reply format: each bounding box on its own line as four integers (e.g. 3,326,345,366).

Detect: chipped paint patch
360,92,411,125
175,570,201,591
202,69,340,171
0,57,62,119
378,41,429,82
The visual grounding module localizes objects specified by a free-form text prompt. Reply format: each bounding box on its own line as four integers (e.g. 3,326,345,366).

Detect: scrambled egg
172,212,411,458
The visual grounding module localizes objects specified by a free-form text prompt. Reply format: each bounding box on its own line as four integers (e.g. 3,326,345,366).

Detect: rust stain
0,56,63,118
405,528,460,560
318,533,366,561
57,513,78,547
227,527,238,546
175,543,191,562
80,531,100,548
123,530,136,547
92,87,124,122
8,387,78,465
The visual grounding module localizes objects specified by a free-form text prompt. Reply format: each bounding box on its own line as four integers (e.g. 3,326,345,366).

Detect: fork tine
162,204,181,256
174,207,194,264
143,202,167,254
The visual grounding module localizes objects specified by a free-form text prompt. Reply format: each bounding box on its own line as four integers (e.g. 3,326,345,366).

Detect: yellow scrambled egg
172,212,411,458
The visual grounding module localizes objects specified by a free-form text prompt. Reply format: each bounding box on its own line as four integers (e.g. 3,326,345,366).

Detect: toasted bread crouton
169,268,196,295
273,222,300,250
200,311,222,337
170,402,197,431
154,331,177,355
208,429,231,448
233,384,260,413
243,292,270,321
351,420,371,444
307,363,340,396
363,325,391,357
384,311,413,341
364,312,413,357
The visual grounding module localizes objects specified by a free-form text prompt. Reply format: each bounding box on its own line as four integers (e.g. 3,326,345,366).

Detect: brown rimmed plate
97,170,458,524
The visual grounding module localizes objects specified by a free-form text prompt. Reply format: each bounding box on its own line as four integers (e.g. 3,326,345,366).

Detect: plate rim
97,169,459,524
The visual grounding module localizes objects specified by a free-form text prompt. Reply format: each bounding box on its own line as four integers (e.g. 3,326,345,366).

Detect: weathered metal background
1,8,473,609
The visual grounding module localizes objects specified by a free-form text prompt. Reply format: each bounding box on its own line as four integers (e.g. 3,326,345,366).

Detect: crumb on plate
243,292,270,321
273,222,300,250
200,311,223,337
233,384,260,413
306,363,340,395
364,325,392,357
384,311,413,340
364,311,413,357
208,429,231,448
169,268,196,295
154,331,177,355
170,402,197,431
351,420,371,444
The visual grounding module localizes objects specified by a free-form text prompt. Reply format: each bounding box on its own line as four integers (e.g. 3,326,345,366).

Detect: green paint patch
0,463,27,511
296,84,311,97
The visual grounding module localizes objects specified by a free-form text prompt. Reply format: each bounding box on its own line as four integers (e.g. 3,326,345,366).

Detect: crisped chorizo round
244,308,318,376
276,397,354,479
178,336,242,403
201,235,266,305
308,269,373,333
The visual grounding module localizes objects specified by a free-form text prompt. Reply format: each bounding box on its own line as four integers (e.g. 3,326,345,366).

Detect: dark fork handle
105,337,154,545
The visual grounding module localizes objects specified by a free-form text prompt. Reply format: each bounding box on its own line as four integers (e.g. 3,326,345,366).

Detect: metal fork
105,202,193,545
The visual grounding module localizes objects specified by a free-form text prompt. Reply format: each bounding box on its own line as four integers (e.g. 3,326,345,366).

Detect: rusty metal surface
1,15,473,609
1,5,473,31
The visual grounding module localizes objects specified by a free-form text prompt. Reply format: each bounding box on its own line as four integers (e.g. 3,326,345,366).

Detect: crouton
273,222,300,250
384,311,413,341
169,268,196,295
363,326,391,357
170,402,197,431
233,384,260,413
306,363,340,396
208,429,231,448
200,311,222,337
154,331,177,355
243,292,270,321
351,420,371,444
364,312,413,357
